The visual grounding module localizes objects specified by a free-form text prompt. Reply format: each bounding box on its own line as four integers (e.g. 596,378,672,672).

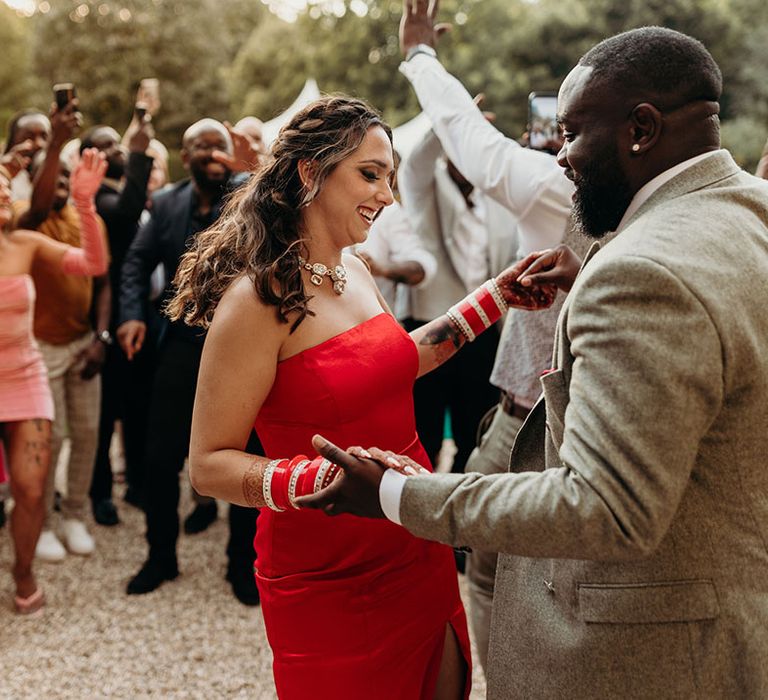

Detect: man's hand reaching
297,436,430,518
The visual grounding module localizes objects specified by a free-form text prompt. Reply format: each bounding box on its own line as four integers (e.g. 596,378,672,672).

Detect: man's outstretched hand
296,436,395,518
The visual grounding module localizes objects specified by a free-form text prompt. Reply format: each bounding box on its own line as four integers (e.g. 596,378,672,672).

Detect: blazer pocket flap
540,368,568,450
578,580,720,624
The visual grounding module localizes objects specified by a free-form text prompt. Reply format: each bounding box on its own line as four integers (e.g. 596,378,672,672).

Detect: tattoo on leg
242,460,264,508
419,317,464,364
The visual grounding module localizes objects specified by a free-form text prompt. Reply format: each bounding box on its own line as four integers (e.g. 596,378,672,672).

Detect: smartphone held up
53,82,77,110
527,92,559,153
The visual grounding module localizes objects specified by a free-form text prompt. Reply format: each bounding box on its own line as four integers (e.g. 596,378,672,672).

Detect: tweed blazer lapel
621,149,740,230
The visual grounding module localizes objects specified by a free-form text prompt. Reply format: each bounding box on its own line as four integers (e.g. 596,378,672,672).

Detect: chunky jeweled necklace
298,256,348,295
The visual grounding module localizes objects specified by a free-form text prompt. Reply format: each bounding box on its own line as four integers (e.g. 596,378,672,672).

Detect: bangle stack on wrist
446,279,508,342
262,455,340,512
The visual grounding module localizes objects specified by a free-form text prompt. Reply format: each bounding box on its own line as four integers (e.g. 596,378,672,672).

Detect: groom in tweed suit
304,24,768,698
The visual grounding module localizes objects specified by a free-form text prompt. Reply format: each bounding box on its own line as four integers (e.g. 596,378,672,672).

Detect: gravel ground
1,475,487,699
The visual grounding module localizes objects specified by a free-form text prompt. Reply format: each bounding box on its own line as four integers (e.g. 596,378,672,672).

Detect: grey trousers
464,405,524,672
39,333,101,525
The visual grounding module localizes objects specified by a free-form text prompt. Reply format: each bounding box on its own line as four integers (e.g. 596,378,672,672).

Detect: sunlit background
1,0,766,174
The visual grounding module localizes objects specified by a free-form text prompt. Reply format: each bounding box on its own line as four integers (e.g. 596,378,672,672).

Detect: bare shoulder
343,252,377,289
209,274,290,350
7,228,44,248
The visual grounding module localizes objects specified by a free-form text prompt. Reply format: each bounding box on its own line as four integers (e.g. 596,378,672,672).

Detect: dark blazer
119,175,246,331
95,152,153,324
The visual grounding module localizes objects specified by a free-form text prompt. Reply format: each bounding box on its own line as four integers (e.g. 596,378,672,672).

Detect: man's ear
297,159,318,191
628,102,663,155
180,147,190,171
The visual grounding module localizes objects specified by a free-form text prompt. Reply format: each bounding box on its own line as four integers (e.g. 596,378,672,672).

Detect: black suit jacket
119,175,246,342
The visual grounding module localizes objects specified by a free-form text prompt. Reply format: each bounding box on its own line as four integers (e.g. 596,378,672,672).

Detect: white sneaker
36,530,66,562
62,519,95,556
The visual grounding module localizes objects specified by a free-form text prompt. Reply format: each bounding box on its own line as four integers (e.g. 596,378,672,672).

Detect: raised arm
16,100,81,231
410,251,558,376
95,120,153,240
24,148,108,276
188,276,287,507
397,0,572,220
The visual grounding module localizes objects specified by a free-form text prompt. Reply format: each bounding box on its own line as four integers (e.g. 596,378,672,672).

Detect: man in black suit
118,118,260,604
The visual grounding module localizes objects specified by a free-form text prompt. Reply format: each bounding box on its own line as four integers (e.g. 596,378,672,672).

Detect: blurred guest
118,119,259,604
399,127,518,476
0,150,108,614
3,109,51,201
234,116,266,160
12,102,105,562
82,118,154,526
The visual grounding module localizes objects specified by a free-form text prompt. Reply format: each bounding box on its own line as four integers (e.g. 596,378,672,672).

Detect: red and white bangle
263,455,340,512
262,459,287,512
447,279,508,342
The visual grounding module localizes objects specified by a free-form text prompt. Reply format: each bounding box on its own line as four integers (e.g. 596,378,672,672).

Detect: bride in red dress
168,96,550,699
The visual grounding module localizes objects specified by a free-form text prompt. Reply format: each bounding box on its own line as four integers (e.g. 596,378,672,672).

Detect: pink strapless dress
0,275,54,422
254,313,471,699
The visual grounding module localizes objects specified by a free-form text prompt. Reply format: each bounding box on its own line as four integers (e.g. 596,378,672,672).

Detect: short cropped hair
4,109,47,153
579,27,722,109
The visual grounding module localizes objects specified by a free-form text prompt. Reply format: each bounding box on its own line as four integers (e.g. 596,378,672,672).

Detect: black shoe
126,559,179,595
183,502,218,534
226,563,260,606
93,498,120,526
123,486,145,511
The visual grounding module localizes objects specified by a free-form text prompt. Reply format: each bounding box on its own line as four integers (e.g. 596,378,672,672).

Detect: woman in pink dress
168,96,552,698
0,150,108,614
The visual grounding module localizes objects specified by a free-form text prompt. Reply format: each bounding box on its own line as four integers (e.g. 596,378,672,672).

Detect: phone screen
528,93,558,151
53,83,76,110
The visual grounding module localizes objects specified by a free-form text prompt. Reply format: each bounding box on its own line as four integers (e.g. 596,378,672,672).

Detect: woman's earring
631,143,641,153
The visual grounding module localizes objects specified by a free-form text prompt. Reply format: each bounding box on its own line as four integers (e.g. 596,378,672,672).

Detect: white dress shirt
399,54,573,257
355,200,437,319
380,151,723,525
432,161,490,292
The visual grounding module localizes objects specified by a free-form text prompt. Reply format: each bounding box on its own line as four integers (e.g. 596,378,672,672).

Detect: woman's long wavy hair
167,95,392,331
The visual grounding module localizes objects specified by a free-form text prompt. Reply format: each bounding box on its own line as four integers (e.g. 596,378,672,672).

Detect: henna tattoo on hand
419,317,465,364
242,459,264,507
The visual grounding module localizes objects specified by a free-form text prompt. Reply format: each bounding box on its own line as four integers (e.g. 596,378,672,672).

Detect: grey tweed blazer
400,150,768,698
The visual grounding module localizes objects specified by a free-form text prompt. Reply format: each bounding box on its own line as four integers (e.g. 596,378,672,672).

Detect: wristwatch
96,330,113,346
405,43,437,62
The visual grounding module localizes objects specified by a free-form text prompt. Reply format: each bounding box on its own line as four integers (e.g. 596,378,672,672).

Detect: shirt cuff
398,52,440,81
379,468,408,524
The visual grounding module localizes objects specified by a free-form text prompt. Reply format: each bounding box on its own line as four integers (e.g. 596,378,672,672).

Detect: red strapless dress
254,313,471,699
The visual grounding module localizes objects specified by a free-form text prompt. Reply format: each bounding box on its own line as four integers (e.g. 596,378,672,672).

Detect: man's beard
191,162,229,198
571,146,634,239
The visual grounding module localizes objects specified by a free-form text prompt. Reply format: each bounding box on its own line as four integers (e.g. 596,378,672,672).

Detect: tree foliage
2,0,767,170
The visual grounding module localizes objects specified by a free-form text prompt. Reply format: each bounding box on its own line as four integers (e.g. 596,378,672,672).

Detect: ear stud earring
631,144,641,153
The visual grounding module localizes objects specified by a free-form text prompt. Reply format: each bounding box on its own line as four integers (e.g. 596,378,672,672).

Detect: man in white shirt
302,18,768,698
398,126,518,481
397,0,578,666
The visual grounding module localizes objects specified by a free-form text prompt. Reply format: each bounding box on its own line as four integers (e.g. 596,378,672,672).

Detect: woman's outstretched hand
516,244,582,293
495,252,558,309
70,148,107,204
